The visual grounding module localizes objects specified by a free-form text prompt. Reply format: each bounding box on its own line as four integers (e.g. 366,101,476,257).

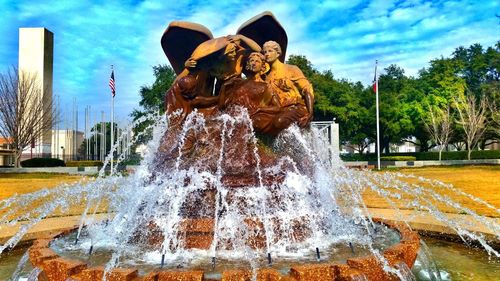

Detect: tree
0,68,57,167
491,101,500,136
287,55,374,150
452,43,499,148
453,44,489,95
410,55,469,151
375,65,414,153
453,93,490,160
423,104,453,161
131,65,176,144
78,122,118,160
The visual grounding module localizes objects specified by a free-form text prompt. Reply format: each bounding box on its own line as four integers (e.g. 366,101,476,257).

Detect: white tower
18,27,54,157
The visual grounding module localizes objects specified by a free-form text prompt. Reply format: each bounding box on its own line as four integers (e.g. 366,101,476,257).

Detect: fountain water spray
1,110,499,280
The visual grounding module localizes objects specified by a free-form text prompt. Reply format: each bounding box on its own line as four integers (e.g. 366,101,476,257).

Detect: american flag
109,70,115,97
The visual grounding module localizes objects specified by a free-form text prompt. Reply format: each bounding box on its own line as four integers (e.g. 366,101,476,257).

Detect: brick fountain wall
28,218,419,281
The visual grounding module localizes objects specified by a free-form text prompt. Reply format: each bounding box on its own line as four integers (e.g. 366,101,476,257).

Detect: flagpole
375,60,381,170
110,65,115,173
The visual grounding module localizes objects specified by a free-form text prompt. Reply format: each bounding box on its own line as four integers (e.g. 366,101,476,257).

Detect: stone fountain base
28,218,420,281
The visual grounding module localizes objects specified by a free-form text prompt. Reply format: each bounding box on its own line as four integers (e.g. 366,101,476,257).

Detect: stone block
41,257,87,281
183,233,213,249
333,263,365,281
110,268,139,281
70,266,104,281
144,270,204,281
346,256,397,281
221,269,252,281
290,263,335,281
32,238,51,249
29,247,58,267
257,268,282,281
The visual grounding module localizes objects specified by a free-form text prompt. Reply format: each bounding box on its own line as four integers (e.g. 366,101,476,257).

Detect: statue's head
177,75,198,99
245,52,266,73
263,41,281,63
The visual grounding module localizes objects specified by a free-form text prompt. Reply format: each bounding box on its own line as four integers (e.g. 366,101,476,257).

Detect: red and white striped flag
372,64,377,93
109,70,115,97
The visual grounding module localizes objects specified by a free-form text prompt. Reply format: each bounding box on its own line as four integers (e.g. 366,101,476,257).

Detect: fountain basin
28,218,419,281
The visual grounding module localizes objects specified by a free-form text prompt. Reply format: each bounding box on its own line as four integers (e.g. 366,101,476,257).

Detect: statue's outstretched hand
226,35,241,43
185,58,197,68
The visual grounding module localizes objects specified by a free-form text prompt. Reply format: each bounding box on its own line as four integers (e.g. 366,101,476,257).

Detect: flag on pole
374,60,381,170
109,70,116,97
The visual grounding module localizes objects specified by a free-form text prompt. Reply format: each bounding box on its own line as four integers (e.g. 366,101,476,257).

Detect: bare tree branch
0,68,58,167
422,105,453,161
453,93,490,160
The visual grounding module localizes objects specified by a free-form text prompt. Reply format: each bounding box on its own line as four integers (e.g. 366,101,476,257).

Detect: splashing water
1,109,499,281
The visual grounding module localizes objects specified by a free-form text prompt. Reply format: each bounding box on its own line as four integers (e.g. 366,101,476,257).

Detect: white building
0,138,14,166
51,130,84,161
18,27,54,158
341,140,417,154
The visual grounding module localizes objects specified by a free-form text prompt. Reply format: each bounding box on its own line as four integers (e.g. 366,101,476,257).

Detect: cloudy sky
0,0,498,128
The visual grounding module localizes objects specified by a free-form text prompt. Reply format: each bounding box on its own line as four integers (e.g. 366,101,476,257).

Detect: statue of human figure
262,41,314,127
219,52,302,136
218,52,279,112
181,34,261,97
164,35,260,126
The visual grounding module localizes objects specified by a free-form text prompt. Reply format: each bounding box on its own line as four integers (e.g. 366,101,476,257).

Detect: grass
0,173,86,200
0,173,97,219
362,165,500,217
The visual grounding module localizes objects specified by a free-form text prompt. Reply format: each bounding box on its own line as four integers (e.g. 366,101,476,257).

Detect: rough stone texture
32,238,52,249
213,269,284,281
333,264,365,281
107,268,140,281
290,264,336,280
383,244,407,265
221,270,252,281
346,256,396,281
70,266,105,281
257,269,282,281
144,271,204,281
29,247,58,267
41,258,87,281
70,267,138,281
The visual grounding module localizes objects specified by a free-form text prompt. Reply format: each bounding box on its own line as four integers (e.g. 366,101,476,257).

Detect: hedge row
380,156,416,161
21,158,65,167
66,160,103,167
341,150,500,162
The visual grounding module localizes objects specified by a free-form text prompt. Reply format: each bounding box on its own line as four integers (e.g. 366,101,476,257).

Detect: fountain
1,11,499,281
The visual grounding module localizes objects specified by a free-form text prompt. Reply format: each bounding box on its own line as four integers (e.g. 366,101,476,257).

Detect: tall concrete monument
18,27,54,157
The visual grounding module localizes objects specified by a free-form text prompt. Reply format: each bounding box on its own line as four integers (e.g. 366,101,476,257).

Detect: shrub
380,156,416,161
121,154,142,166
340,153,369,162
341,150,500,161
65,160,103,167
21,158,65,167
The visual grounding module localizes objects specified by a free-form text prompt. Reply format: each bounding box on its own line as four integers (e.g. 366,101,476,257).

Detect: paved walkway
0,214,110,244
367,208,499,238
0,210,498,245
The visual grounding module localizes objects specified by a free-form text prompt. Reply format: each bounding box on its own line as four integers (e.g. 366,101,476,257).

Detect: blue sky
0,0,498,129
